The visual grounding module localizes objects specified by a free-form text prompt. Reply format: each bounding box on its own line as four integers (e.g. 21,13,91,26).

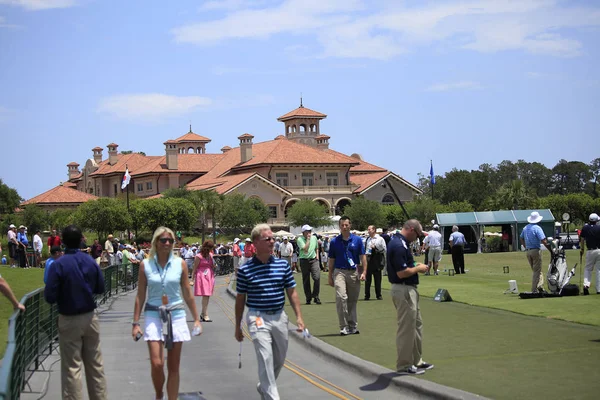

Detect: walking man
232,238,242,272
520,211,552,293
47,229,62,249
297,225,321,305
387,219,434,375
423,224,442,275
235,223,305,400
7,224,18,268
44,225,107,400
580,213,600,295
278,236,293,268
449,225,466,274
327,216,366,335
364,226,386,301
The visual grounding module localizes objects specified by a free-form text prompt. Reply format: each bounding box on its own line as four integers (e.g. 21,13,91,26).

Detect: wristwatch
131,321,140,326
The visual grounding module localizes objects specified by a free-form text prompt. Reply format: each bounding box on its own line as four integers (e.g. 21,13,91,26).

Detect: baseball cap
9,224,15,229
301,224,313,232
433,224,439,230
234,238,240,243
590,213,599,222
283,236,288,240
245,238,251,242
375,228,383,234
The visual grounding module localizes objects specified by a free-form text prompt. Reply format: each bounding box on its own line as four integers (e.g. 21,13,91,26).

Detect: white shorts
144,315,191,342
292,254,298,263
428,247,442,262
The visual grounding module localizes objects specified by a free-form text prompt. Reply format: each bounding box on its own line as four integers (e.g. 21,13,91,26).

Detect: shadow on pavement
359,372,402,392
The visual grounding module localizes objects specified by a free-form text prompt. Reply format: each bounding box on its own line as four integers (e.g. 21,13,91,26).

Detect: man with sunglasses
387,219,434,375
235,223,305,400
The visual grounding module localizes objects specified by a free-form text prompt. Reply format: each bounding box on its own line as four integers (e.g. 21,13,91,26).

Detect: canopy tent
273,230,295,238
435,209,555,253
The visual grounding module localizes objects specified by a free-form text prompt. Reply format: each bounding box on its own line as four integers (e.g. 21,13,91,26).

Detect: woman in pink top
192,240,216,322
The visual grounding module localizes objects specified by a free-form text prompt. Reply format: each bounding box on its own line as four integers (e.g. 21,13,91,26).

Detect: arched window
299,124,307,135
382,193,395,205
310,124,316,132
292,125,297,133
287,125,292,134
187,147,194,154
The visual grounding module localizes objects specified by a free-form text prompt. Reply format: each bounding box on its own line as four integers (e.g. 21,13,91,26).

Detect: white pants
584,249,600,291
247,310,289,400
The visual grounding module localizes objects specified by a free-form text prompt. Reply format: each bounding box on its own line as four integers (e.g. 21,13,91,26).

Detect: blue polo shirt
581,223,600,249
236,255,296,311
328,234,365,270
387,234,419,285
17,232,29,246
44,249,105,315
520,224,546,249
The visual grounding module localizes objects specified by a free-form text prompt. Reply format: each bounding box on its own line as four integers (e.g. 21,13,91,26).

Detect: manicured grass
284,250,600,399
0,266,45,358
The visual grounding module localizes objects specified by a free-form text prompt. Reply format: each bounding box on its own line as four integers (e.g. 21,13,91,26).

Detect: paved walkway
21,276,477,399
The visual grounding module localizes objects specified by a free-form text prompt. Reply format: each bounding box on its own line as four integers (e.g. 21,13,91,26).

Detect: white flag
121,168,131,190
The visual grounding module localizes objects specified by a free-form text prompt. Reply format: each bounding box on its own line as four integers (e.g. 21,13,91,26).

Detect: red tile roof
187,172,291,195
107,143,118,147
175,132,211,143
324,149,387,172
67,162,80,167
238,133,254,139
164,140,177,144
315,134,330,139
63,182,77,188
21,184,98,206
274,135,286,140
92,146,103,151
133,154,225,175
350,172,421,194
221,146,232,151
278,106,327,121
90,153,161,177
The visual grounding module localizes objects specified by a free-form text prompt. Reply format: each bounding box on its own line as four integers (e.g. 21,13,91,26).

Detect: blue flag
430,161,435,185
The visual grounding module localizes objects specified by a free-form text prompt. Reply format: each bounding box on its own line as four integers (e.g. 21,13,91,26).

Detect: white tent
273,230,294,238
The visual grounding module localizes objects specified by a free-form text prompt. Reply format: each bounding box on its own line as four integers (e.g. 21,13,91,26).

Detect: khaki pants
247,310,289,400
390,284,423,371
58,312,107,400
584,248,600,291
526,249,543,292
334,269,360,330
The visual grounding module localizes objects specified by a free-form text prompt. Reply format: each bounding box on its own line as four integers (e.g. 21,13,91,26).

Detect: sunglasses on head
159,237,174,244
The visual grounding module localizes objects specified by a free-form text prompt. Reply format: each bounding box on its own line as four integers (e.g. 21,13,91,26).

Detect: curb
226,286,486,400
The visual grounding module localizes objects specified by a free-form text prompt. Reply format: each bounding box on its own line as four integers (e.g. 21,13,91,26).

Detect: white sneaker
340,327,349,336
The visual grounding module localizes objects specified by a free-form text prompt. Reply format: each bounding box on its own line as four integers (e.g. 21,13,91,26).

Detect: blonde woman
131,227,202,400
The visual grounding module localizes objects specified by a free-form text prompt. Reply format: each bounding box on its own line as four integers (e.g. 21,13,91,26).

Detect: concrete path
21,276,479,399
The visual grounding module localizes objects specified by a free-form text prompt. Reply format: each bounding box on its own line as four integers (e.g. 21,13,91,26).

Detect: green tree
381,204,406,229
287,199,331,229
538,193,595,226
21,204,48,234
48,209,74,231
405,197,447,227
588,157,600,198
74,198,132,239
445,200,474,213
342,197,385,231
139,198,198,233
216,194,269,233
0,179,22,215
486,180,536,210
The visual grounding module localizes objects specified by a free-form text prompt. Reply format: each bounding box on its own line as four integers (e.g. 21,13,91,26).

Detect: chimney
67,162,80,180
238,133,254,163
107,143,119,165
221,146,232,154
92,147,103,164
316,134,330,150
164,140,178,170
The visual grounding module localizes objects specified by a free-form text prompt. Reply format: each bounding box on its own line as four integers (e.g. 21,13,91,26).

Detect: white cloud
97,94,212,122
172,0,600,59
0,0,77,10
425,81,483,92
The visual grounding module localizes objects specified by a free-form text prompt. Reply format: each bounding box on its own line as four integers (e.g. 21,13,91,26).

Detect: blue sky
1,0,599,200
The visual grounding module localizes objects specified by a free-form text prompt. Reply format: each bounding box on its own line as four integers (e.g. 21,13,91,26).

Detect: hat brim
527,216,543,223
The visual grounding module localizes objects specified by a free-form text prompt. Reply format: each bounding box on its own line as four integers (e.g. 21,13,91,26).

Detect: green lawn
0,267,45,358
284,250,600,399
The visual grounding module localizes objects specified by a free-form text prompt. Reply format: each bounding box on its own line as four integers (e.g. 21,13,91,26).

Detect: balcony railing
285,185,355,194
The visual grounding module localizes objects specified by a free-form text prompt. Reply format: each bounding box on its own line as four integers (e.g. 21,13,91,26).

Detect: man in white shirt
423,224,443,275
33,230,43,268
279,236,294,267
7,224,18,268
364,226,387,300
104,234,115,266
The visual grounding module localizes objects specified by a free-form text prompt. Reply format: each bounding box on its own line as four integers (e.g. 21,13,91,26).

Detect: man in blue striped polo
520,211,552,293
235,223,306,400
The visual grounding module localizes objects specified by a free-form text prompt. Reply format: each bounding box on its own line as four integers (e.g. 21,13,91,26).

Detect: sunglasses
159,237,174,244
260,236,275,242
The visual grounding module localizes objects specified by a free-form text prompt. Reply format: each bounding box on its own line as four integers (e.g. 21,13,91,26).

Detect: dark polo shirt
387,234,418,286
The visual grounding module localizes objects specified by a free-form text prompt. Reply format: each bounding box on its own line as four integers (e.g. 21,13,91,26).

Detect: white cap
245,238,251,242
301,224,313,232
234,238,240,243
18,225,25,229
433,224,439,230
283,236,288,240
590,213,599,222
375,228,383,234
9,224,15,229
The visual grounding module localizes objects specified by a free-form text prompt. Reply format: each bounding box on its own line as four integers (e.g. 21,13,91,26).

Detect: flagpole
430,160,434,200
126,164,130,241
